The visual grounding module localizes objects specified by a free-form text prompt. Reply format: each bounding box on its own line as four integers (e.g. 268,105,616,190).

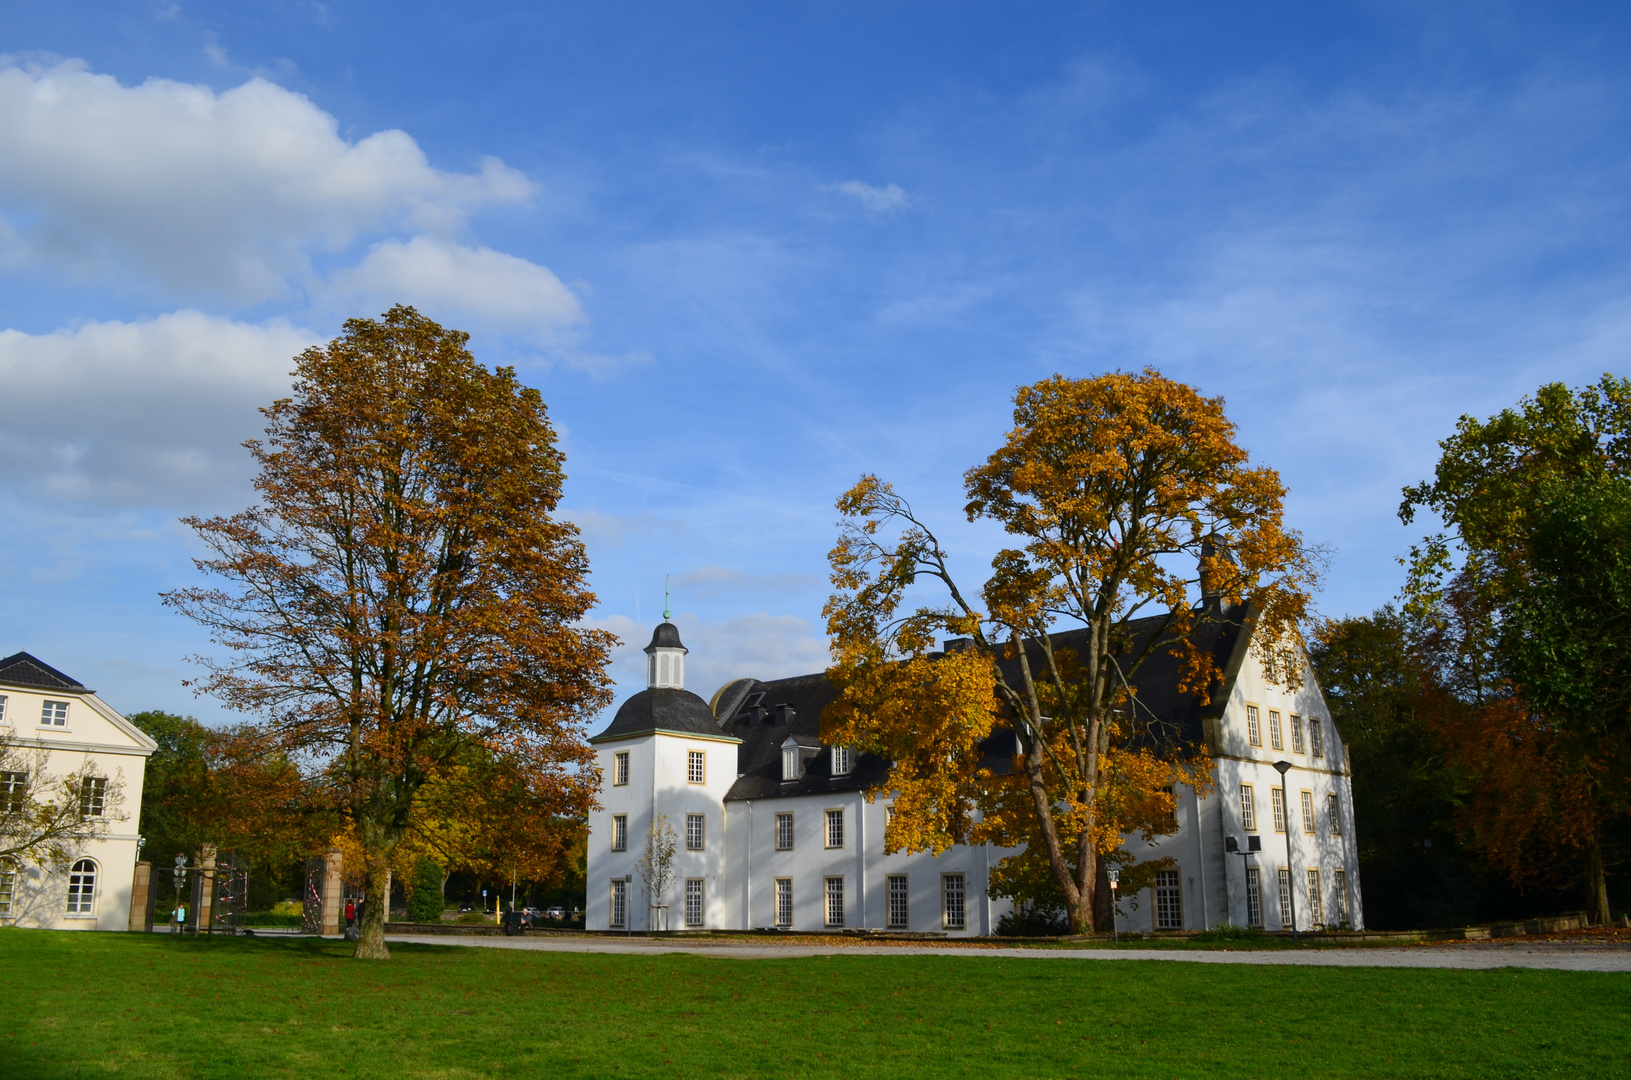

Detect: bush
1194,923,1271,945
407,858,445,923
996,907,1070,936
456,911,490,924
244,912,303,927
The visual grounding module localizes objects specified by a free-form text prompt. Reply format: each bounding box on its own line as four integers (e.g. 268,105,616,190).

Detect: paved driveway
383,933,1631,972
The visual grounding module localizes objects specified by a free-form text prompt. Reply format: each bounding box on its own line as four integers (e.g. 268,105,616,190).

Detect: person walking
344,899,356,929
172,903,186,934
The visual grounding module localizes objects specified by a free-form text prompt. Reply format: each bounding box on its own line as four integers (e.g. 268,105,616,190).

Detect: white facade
0,653,155,931
587,618,1363,935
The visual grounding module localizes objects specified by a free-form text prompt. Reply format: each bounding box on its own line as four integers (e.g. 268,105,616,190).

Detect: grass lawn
2,930,1627,1079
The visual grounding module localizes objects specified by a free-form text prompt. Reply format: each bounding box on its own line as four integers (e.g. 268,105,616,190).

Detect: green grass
1,929,1627,1079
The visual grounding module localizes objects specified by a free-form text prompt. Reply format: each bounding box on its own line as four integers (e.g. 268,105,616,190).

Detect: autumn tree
164,307,615,959
825,370,1320,932
0,742,126,866
1401,375,1631,923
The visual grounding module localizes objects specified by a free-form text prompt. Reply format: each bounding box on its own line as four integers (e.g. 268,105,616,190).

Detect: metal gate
302,857,326,935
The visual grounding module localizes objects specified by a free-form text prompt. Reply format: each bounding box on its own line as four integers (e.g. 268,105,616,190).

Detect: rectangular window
825,809,844,849
79,777,106,818
1271,787,1286,833
687,751,705,785
0,864,13,916
1240,785,1257,832
686,813,705,852
775,878,793,927
1333,869,1349,926
1307,869,1324,926
0,771,25,814
1291,714,1305,754
942,873,966,930
613,751,629,786
1244,868,1263,928
1268,710,1284,751
782,746,801,781
1310,719,1325,759
1300,790,1316,835
612,814,628,852
0,694,8,725
887,875,909,929
685,878,704,928
1246,705,1261,747
775,812,794,851
1327,794,1342,835
1277,869,1292,930
610,879,627,928
40,700,68,727
1154,869,1182,930
832,746,852,776
824,876,845,927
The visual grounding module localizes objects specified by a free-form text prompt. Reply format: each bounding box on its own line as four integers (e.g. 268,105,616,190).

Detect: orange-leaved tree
163,307,615,959
823,370,1321,932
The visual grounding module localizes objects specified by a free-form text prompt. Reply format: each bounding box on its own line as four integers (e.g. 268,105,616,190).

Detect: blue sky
1,2,1628,724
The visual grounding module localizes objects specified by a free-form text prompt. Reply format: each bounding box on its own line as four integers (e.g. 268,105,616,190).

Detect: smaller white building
0,652,155,931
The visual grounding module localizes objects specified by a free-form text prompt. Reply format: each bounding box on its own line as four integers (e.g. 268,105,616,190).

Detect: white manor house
586,608,1364,936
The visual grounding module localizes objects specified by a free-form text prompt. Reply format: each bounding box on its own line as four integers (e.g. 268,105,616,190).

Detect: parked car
458,905,473,914
545,907,566,921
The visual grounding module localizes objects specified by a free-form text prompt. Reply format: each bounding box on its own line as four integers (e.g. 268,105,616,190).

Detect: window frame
774,877,793,928
1270,787,1286,834
775,812,794,851
1268,709,1284,751
1244,867,1263,929
610,879,627,929
1277,868,1292,931
686,750,706,785
824,808,845,850
1154,869,1182,931
1245,704,1262,747
781,746,801,782
941,873,966,930
831,745,852,776
1310,719,1325,759
65,857,98,918
1333,869,1349,926
611,814,628,852
0,771,25,815
1306,869,1324,926
684,878,705,928
40,699,68,728
824,876,845,927
685,813,706,852
612,751,630,787
1290,713,1305,754
1300,790,1316,835
79,776,106,818
887,874,909,929
0,694,8,726
1240,784,1257,832
1327,793,1342,835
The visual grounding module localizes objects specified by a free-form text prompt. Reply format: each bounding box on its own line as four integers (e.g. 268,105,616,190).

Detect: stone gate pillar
197,845,218,933
128,861,152,933
322,850,343,936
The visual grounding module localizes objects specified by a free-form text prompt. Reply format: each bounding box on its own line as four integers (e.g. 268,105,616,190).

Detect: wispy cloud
823,180,911,213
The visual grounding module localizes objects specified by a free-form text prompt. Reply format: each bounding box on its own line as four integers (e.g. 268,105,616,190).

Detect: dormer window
781,737,804,782
832,746,852,776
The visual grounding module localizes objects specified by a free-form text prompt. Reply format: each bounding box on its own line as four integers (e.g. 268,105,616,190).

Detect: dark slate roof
645,622,687,653
718,602,1254,801
0,652,86,691
588,687,739,744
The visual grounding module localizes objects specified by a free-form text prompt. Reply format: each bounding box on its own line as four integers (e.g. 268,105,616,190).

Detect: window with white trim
1246,705,1261,747
1327,793,1342,835
1307,869,1324,926
774,878,793,927
684,878,704,928
613,752,629,786
0,771,25,814
1310,719,1325,759
1290,714,1305,754
824,876,845,927
66,858,97,916
1333,869,1349,926
0,863,13,916
1277,868,1292,930
79,776,106,818
1300,790,1316,835
775,812,794,851
1244,867,1263,928
831,745,852,776
612,814,628,852
41,700,68,727
0,694,8,725
942,873,966,930
887,875,909,929
825,809,844,849
686,813,705,852
687,751,705,785
610,879,627,928
782,746,801,782
1268,710,1284,751
1240,785,1257,832
1154,869,1182,930
1271,787,1286,833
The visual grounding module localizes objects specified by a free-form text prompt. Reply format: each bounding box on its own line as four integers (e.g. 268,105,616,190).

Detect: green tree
407,856,445,922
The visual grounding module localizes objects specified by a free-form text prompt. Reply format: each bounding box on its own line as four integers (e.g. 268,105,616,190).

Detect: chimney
774,703,796,726
1199,534,1235,601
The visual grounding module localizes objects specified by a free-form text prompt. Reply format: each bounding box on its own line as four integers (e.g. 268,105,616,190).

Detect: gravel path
382,933,1631,971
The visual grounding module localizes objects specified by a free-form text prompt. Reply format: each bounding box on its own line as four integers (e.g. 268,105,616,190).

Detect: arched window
66,858,97,916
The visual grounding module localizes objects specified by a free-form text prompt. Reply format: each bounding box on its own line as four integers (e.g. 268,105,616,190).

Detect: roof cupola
644,621,688,690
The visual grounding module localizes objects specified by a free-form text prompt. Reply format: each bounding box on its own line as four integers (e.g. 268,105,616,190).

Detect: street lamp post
1273,760,1297,943
1107,868,1119,946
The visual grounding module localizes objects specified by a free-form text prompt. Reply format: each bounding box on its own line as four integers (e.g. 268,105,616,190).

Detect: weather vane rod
664,574,671,621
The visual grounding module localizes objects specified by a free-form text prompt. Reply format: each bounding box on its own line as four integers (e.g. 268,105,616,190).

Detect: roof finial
663,574,671,622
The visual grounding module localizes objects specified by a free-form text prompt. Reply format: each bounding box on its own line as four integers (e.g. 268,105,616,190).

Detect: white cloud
0,60,535,299
325,237,584,342
0,311,317,505
824,180,911,212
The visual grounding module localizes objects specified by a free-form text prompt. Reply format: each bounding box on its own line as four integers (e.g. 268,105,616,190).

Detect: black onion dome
644,622,687,653
588,687,735,743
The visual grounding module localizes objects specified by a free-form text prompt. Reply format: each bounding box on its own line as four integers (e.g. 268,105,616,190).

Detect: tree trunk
355,856,392,960
1093,856,1113,932
1586,834,1612,926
